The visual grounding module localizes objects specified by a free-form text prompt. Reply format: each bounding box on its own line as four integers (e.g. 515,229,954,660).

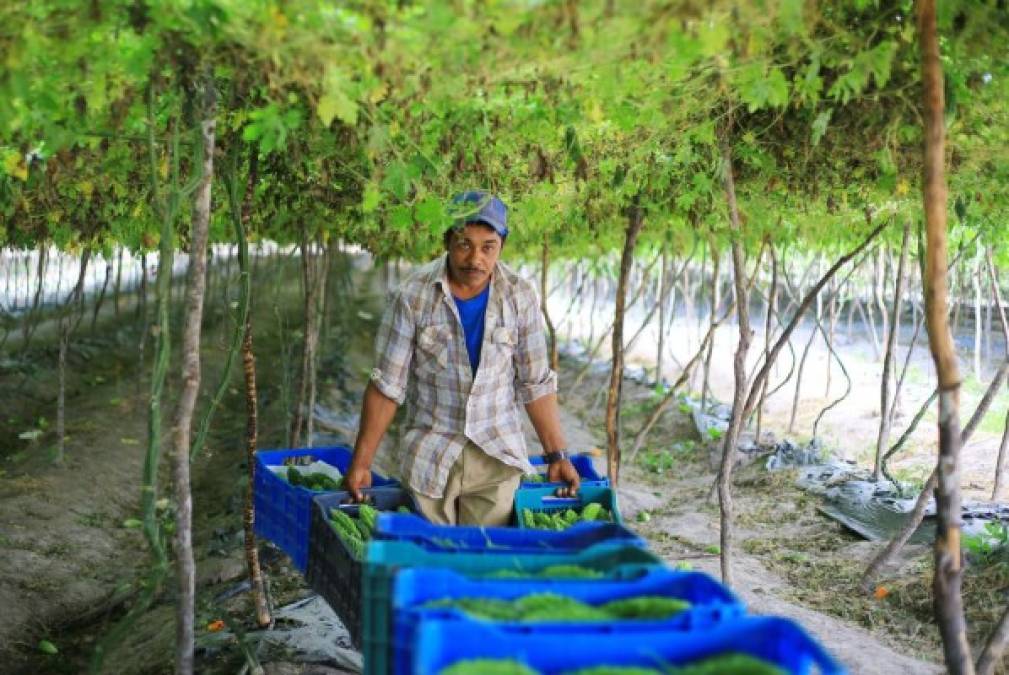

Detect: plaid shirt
370,256,557,497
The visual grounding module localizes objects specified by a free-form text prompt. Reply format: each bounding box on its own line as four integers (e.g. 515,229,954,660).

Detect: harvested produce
486,565,605,580
439,660,537,675
437,653,785,675
598,596,691,620
522,473,546,483
520,504,612,530
328,502,409,559
423,592,689,622
285,466,343,491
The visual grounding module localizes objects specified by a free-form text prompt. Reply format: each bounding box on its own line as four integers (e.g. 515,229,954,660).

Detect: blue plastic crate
514,485,621,528
363,542,662,675
524,454,609,488
413,615,846,675
374,512,643,551
253,446,397,571
391,566,744,674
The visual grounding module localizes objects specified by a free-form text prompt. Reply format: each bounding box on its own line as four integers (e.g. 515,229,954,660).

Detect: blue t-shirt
453,283,491,374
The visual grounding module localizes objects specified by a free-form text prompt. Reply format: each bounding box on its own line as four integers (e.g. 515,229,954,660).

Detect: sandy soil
544,375,945,674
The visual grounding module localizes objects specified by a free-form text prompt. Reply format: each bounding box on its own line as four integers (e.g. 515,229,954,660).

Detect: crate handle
539,496,582,504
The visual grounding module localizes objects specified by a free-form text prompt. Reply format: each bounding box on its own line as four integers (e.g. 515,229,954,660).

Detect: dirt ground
2,256,1005,674
549,364,946,675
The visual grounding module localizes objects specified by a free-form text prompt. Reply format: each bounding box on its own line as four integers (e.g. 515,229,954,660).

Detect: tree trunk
138,251,148,321
873,246,889,362
974,252,983,381
56,251,91,463
305,234,327,449
788,324,816,433
113,248,123,319
541,235,559,372
756,246,778,442
890,289,925,428
91,259,113,332
657,249,670,383
986,247,1009,357
717,137,750,587
701,246,720,412
992,410,1009,501
874,222,911,481
21,247,47,353
290,229,319,449
171,95,215,675
825,276,836,396
233,154,272,628
919,2,973,671
605,203,644,486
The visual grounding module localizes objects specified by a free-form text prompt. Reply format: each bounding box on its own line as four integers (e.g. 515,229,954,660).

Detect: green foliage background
2,0,1008,264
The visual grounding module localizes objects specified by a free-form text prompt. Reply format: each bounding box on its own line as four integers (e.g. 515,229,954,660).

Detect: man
344,190,579,525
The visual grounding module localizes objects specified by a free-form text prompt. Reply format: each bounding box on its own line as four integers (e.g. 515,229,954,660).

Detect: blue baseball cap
451,190,509,239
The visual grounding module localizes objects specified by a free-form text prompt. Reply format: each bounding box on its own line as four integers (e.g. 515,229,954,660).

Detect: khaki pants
410,443,522,526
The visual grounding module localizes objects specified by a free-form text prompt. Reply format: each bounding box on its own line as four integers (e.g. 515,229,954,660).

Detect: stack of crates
253,449,846,674
370,512,846,674
252,445,398,572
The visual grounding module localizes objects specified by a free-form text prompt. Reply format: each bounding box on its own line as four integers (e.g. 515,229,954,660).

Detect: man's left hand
547,458,580,498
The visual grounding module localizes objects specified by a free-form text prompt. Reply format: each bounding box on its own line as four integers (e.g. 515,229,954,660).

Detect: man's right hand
344,461,373,502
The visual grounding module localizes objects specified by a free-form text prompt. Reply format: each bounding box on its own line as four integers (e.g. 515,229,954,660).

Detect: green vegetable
512,593,610,621
284,467,343,491
440,659,537,675
536,564,605,579
328,501,413,559
435,653,785,675
397,505,412,514
426,597,520,621
485,564,604,580
581,502,603,521
38,639,58,655
522,473,546,483
358,503,379,537
424,592,687,623
676,653,785,675
599,596,691,620
519,504,613,530
564,668,660,675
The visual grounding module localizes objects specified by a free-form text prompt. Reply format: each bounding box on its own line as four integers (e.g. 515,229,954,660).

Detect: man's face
445,223,504,287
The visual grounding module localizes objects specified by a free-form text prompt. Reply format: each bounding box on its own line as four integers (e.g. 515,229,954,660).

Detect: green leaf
382,162,412,201
415,197,446,233
123,518,143,529
317,90,357,127
361,182,381,213
778,0,806,36
38,640,58,655
811,109,832,146
389,205,413,231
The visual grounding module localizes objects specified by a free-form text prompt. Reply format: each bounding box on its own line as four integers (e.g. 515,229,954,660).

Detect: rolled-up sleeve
514,281,558,404
370,290,415,405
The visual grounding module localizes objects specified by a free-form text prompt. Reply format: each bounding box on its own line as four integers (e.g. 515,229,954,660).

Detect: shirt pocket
487,325,518,377
416,323,451,374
